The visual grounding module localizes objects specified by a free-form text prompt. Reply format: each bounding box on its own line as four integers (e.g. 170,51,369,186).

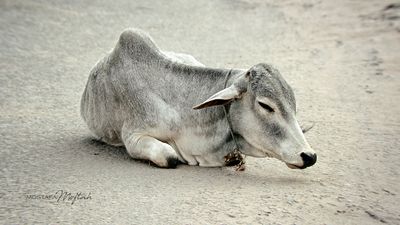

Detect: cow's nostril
300,152,317,168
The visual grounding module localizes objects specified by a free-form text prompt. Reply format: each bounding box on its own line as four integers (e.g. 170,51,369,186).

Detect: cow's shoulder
116,28,161,61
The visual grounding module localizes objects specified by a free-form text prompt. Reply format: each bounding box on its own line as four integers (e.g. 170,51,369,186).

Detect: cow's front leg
123,133,181,168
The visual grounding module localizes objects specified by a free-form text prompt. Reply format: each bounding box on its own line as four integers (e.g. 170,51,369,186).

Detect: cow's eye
258,102,275,113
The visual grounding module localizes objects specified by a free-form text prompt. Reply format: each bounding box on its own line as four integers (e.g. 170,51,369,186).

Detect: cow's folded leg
123,133,180,168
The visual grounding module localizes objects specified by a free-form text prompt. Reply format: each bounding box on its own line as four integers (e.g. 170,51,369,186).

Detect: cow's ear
193,85,243,109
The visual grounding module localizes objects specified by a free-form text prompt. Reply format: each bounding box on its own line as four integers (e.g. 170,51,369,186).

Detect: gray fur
81,28,316,168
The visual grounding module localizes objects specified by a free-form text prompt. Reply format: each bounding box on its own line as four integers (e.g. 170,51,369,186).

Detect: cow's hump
116,28,162,62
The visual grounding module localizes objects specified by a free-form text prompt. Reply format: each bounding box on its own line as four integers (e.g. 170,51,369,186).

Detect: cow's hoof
165,157,180,168
149,156,180,168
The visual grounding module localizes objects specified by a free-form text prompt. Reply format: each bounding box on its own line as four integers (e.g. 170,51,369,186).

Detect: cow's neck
165,61,249,164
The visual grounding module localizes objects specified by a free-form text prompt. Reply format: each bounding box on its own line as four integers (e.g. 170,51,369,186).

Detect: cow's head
193,63,316,169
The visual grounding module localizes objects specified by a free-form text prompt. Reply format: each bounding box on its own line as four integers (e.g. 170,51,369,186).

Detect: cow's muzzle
300,152,317,168
286,152,317,169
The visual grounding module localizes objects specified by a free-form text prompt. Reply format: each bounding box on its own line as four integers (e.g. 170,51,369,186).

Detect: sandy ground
1,0,400,224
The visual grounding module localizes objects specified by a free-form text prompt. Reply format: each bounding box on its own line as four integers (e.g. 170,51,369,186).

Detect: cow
80,28,317,169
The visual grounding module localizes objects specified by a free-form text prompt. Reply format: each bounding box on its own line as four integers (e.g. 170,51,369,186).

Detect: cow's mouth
286,162,315,169
285,163,303,169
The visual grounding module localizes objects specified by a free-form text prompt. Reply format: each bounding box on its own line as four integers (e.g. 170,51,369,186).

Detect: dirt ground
1,0,400,224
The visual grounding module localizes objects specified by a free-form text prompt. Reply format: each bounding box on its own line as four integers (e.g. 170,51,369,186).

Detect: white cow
81,28,316,169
